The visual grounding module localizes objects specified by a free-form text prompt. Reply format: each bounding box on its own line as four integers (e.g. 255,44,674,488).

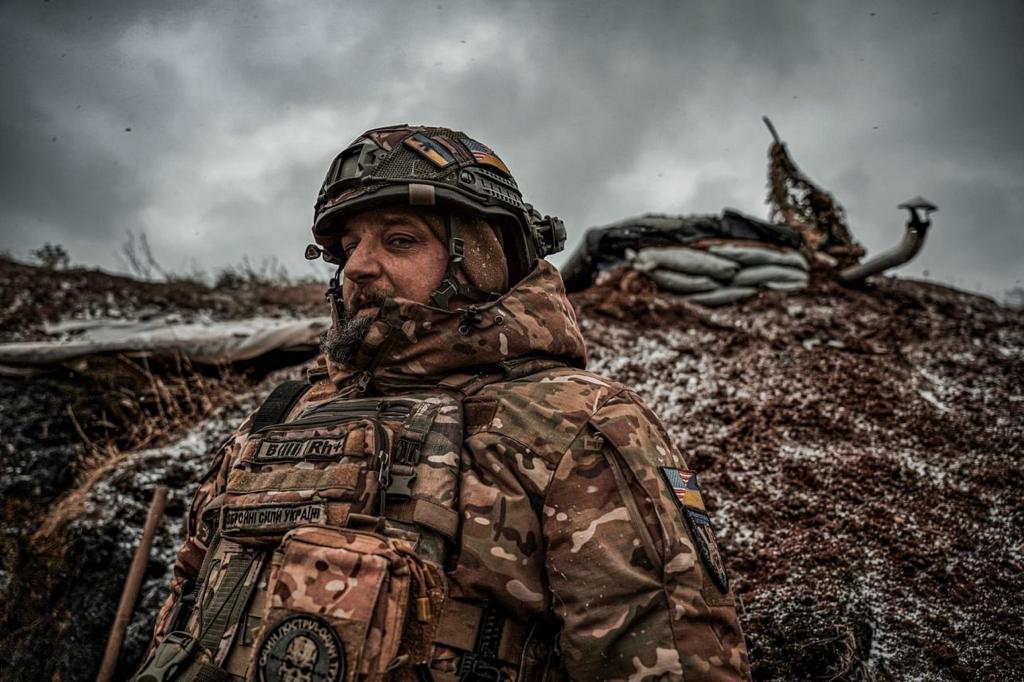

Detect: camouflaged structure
148,260,751,681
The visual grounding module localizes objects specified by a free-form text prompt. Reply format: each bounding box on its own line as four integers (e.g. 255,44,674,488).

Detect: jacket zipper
303,403,412,420
603,445,663,570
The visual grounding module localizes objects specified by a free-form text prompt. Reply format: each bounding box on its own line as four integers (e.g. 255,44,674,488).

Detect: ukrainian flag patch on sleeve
659,466,729,593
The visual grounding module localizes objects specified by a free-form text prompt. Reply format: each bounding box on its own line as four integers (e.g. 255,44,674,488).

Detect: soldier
137,125,751,681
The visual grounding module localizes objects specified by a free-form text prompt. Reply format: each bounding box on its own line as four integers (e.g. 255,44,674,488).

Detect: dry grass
34,352,246,543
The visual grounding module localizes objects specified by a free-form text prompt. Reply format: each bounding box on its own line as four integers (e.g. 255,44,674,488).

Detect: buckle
132,631,196,682
430,278,459,309
394,438,422,466
451,236,465,262
458,654,505,682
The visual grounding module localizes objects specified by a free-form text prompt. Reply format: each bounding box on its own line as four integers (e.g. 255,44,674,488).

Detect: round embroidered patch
257,614,344,682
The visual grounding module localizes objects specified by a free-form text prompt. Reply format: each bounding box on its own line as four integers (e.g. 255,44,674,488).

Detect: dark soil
1,258,1021,681
577,273,1024,681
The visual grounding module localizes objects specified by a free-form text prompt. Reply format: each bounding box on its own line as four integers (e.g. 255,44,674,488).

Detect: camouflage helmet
310,125,565,287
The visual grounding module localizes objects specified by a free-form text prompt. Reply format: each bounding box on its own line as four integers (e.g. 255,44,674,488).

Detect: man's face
340,206,449,316
321,205,448,366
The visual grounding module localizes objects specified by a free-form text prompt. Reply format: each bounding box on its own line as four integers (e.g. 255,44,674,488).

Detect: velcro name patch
254,437,346,463
222,502,328,535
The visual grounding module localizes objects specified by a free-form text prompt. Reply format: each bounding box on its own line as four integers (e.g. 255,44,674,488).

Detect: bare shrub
118,230,168,281
214,255,291,289
31,243,71,270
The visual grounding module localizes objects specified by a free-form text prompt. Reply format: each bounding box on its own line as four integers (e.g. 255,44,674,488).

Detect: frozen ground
577,273,1023,680
1,258,1020,680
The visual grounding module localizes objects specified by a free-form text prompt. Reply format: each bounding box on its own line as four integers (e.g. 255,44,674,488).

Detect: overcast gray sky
1,0,1021,297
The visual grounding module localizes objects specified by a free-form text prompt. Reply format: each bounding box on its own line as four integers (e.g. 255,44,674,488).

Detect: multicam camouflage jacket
145,260,751,681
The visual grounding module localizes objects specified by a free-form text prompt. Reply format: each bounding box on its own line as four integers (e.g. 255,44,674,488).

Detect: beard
320,288,389,367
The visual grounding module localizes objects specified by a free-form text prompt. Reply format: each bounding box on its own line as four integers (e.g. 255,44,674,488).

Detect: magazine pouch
247,526,446,682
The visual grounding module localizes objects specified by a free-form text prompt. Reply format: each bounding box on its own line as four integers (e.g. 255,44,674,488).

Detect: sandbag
685,287,759,307
708,244,809,270
649,269,720,293
764,280,808,291
732,265,809,288
633,247,739,281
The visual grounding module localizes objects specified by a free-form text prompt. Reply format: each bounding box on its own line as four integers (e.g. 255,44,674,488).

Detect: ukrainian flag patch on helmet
404,132,457,168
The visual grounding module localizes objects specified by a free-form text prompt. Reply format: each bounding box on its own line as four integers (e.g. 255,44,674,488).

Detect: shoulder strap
248,380,310,433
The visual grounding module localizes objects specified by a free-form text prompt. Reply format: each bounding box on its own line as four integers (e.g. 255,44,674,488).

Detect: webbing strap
394,402,440,466
198,552,262,653
190,662,230,682
248,380,309,433
457,602,506,681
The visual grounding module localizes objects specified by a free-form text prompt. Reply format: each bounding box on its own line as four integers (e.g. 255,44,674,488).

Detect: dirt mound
576,276,1023,680
0,256,326,342
0,259,1020,680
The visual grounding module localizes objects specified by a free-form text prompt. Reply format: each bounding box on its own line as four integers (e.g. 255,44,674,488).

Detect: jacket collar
326,260,587,393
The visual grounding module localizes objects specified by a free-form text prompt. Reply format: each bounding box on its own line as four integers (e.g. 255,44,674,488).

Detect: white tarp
0,316,331,366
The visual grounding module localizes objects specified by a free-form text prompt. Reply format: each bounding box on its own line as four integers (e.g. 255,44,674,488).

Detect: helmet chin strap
326,262,345,325
429,213,501,309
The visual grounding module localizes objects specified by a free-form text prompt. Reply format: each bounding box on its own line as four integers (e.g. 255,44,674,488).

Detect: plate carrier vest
136,363,564,682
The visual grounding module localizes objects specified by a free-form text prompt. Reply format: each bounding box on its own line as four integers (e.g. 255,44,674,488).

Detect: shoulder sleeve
543,391,751,681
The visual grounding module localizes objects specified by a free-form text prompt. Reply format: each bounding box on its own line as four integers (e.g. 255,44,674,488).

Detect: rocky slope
0,259,1020,680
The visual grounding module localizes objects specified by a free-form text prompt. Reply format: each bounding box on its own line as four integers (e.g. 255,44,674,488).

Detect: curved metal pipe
839,197,937,284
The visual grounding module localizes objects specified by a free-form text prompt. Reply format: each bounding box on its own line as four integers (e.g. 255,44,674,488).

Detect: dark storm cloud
0,0,1021,295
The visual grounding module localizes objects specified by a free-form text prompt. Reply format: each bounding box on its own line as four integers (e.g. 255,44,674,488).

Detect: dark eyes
341,234,417,255
388,235,414,248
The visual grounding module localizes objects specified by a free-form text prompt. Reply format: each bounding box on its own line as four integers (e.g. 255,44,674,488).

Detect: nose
343,239,382,283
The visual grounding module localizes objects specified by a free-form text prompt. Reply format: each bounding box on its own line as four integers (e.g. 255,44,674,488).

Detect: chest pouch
246,526,447,682
220,393,464,556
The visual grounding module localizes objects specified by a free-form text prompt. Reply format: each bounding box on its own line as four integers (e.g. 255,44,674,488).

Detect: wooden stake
96,485,168,682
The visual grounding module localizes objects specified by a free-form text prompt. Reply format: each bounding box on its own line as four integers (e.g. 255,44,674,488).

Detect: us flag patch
659,466,729,593
659,466,706,511
463,137,512,176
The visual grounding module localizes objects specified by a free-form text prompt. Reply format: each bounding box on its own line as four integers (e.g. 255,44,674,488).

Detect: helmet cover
312,125,565,284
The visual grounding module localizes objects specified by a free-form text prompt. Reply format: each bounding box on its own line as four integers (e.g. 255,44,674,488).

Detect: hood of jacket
327,259,587,393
